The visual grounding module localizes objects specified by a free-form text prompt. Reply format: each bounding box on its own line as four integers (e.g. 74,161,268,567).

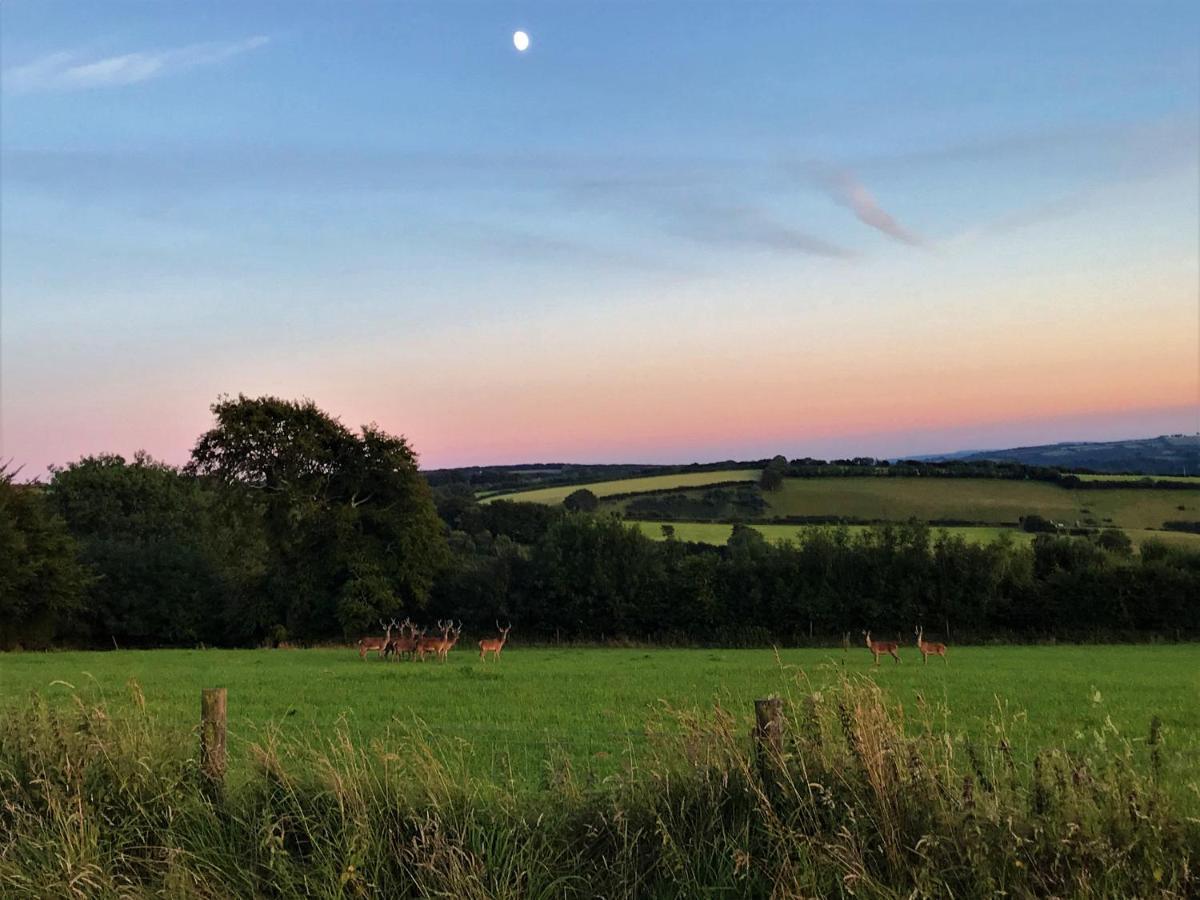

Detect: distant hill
926,434,1199,476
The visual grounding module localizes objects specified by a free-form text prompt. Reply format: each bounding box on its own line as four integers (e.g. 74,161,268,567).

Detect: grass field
631,520,1200,549
488,472,1199,538
1076,473,1200,483
4,645,1198,804
754,477,1198,530
633,520,1031,545
6,646,1198,895
481,469,759,504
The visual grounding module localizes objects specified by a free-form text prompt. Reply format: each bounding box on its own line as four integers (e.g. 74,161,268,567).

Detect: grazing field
5,645,1199,896
634,521,1034,545
579,475,1199,530
3,645,1198,802
1075,473,1200,483
757,477,1197,529
632,520,1200,549
480,469,759,504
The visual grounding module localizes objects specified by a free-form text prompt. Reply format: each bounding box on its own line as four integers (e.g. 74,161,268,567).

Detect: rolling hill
921,434,1199,476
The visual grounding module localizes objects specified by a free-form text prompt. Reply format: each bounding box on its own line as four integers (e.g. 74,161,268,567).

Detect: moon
512,30,530,52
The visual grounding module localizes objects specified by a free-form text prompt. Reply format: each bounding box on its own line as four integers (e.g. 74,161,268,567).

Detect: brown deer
479,622,513,661
416,620,453,662
915,626,948,664
385,619,420,661
435,621,463,662
357,619,396,660
863,630,901,666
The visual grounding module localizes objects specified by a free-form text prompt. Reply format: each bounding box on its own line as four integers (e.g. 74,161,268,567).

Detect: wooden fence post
754,697,783,773
200,688,227,795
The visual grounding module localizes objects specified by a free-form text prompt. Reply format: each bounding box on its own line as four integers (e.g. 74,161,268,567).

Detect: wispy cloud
3,36,269,94
808,165,925,247
669,203,856,259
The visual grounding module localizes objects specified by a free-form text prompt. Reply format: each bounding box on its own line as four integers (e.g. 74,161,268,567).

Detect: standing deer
357,619,396,660
416,620,453,662
915,626,948,664
479,622,513,661
436,621,463,662
863,630,901,666
385,619,420,661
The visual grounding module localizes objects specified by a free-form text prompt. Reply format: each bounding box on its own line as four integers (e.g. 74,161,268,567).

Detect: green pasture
482,469,759,504
754,477,1197,530
490,472,1198,535
633,521,1032,546
631,520,1200,549
1075,473,1200,483
3,646,1198,805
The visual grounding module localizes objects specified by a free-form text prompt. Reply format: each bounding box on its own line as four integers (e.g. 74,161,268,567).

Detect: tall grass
2,676,1194,898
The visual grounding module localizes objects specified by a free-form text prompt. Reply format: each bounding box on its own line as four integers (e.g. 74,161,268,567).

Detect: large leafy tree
187,395,447,639
0,467,90,649
49,453,266,646
527,515,664,638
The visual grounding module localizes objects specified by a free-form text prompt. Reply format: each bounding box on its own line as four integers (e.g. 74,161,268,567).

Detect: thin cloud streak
3,146,855,261
809,165,925,247
3,36,269,93
669,204,856,259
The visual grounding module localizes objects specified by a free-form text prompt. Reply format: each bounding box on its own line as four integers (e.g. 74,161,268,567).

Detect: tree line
3,396,1199,649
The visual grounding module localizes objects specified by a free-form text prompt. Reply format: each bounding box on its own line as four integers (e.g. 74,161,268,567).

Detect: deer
863,630,901,666
416,620,453,662
479,622,513,661
357,619,396,660
915,626,948,664
435,621,464,662
385,618,420,661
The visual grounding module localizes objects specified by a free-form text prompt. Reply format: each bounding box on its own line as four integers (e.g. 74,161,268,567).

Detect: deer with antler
357,619,397,660
863,630,901,666
915,626,948,664
435,620,463,662
479,622,513,661
416,620,453,662
385,618,420,661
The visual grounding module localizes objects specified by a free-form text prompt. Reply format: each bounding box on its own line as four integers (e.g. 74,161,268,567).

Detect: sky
2,1,1198,474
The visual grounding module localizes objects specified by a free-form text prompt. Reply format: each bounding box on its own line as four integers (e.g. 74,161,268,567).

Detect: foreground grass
2,670,1195,898
481,469,759,504
3,646,1198,803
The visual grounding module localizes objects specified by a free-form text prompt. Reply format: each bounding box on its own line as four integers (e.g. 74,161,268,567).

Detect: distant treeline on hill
784,459,1199,489
4,399,1199,651
425,460,764,494
437,457,1198,499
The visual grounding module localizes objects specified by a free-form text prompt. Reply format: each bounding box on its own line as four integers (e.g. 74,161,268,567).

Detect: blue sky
2,1,1198,472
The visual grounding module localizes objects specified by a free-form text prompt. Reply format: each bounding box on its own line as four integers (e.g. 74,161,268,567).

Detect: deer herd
357,619,513,663
358,620,945,666
862,627,949,665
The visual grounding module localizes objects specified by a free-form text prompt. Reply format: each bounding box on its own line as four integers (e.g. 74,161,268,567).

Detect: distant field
632,520,1200,550
3,646,1198,805
755,477,1198,531
486,472,1198,535
1075,473,1200,483
483,469,759,504
633,521,1033,546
